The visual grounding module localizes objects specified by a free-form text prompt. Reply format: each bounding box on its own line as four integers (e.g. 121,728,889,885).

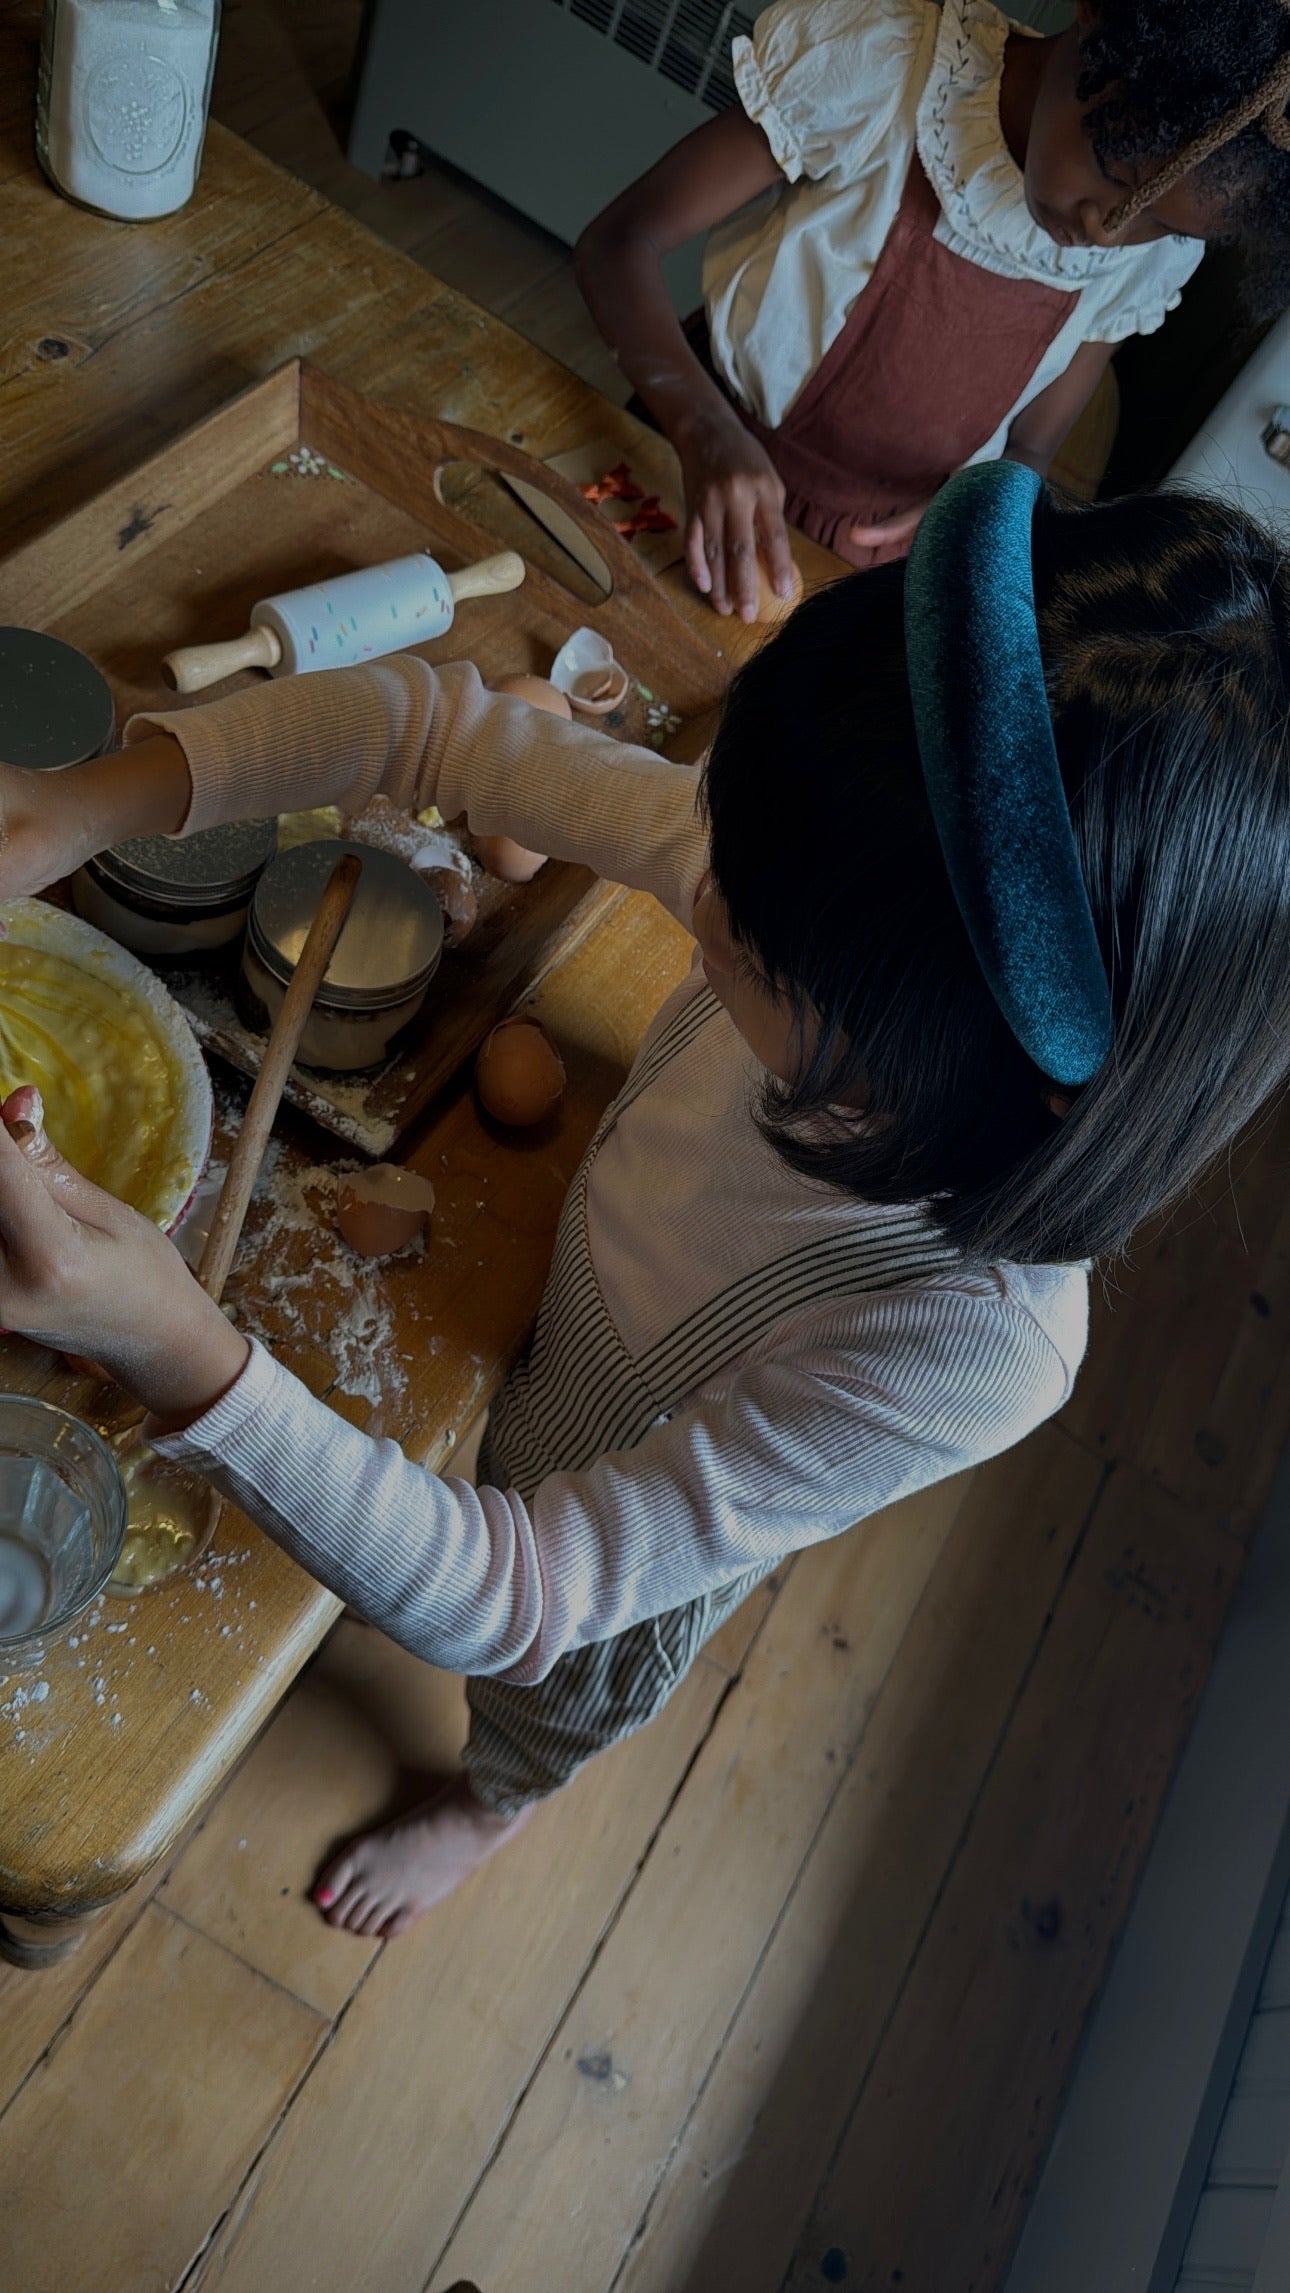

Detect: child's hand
0,1093,249,1428
676,407,796,622
0,760,107,905
848,496,938,553
0,736,191,906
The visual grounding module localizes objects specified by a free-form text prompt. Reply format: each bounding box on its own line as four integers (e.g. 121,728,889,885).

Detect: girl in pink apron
577,0,1290,615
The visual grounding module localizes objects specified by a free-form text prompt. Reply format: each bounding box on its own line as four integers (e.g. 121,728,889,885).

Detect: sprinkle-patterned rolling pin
162,548,527,695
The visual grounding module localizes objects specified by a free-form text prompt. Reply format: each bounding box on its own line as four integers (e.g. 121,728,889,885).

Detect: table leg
0,1904,107,1970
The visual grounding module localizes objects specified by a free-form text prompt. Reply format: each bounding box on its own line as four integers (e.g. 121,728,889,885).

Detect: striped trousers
464,1488,776,1813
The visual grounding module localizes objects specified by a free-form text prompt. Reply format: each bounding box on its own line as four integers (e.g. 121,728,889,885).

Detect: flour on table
221,1114,428,1420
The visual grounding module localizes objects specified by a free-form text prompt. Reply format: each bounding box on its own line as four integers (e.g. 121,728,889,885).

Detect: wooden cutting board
0,358,731,1154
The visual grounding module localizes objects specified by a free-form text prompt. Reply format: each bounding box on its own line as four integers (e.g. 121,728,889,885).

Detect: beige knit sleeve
126,653,709,928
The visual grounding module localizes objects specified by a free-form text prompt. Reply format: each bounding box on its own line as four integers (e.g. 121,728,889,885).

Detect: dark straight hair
701,488,1290,1266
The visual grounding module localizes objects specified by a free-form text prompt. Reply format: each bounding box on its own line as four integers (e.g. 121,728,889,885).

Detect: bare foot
312,1775,533,1939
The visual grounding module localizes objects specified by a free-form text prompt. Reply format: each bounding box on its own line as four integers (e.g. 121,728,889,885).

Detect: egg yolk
0,942,188,1225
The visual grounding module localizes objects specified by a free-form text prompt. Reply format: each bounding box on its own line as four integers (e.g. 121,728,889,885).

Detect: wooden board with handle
0,358,733,1155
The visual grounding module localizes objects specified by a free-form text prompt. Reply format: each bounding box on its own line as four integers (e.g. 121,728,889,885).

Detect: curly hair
1077,2,1290,309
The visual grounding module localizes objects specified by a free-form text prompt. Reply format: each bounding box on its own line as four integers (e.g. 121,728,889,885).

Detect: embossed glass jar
37,0,221,222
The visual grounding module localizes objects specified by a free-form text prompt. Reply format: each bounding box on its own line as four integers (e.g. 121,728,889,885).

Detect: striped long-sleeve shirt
139,657,1087,1682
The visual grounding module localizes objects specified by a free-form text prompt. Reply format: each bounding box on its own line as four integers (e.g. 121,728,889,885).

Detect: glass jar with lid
37,0,222,222
73,817,278,959
241,838,444,1071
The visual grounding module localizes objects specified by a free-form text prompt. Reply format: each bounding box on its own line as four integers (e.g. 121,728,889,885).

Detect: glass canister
0,1396,126,1663
37,0,222,222
72,817,278,959
241,838,444,1071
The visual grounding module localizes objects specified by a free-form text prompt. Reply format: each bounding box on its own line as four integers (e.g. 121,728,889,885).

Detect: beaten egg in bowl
0,902,211,1230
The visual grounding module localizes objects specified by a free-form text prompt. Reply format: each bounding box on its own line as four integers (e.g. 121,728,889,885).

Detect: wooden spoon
106,854,362,1595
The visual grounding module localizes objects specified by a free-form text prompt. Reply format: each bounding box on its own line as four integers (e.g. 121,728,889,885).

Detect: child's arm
0,1098,251,1426
1002,341,1116,479
0,732,191,909
574,111,796,625
0,1109,1073,1684
0,656,710,931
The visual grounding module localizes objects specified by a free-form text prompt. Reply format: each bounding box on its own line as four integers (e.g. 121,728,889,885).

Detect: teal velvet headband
904,461,1114,1090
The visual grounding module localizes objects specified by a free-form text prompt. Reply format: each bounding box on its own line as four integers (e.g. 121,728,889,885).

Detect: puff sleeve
733,0,936,184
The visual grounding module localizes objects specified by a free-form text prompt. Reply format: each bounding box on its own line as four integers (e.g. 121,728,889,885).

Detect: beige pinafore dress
465,976,959,1813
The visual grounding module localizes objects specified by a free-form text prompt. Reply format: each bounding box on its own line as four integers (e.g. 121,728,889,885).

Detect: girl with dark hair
0,470,1287,1937
575,0,1290,617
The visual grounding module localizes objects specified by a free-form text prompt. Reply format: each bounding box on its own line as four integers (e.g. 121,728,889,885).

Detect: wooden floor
3,9,1290,2292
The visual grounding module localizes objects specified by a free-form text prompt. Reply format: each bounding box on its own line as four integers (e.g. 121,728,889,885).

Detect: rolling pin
162,548,527,695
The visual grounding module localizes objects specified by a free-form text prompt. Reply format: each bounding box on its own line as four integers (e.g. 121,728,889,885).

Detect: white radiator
349,0,1076,308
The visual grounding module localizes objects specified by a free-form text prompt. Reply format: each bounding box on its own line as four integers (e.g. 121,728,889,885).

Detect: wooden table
0,1,839,1969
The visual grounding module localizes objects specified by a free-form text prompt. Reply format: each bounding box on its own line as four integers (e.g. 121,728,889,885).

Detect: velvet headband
903,461,1114,1090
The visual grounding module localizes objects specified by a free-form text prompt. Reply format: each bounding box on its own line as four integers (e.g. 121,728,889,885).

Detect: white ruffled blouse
703,0,1204,443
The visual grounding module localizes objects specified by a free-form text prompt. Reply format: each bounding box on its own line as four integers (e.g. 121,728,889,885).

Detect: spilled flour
0,1534,265,1766
247,1153,418,1408
0,1086,454,1766
209,1081,436,1422
175,974,407,1157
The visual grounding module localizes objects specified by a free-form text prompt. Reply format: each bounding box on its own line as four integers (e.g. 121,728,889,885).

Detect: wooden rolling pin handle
162,623,283,696
446,550,526,605
195,855,362,1305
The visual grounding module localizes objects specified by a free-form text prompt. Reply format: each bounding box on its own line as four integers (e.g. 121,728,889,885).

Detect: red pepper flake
578,460,645,506
611,495,679,540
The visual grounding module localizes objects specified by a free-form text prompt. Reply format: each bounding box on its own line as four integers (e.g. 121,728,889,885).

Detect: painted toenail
315,1887,335,1906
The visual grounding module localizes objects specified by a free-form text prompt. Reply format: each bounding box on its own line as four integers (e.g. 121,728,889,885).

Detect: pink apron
718,153,1079,568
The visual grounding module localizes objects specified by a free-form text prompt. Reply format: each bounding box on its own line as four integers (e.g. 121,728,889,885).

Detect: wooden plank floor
2,8,1289,2290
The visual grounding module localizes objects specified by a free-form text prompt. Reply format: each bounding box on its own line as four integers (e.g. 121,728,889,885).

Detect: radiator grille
549,0,755,111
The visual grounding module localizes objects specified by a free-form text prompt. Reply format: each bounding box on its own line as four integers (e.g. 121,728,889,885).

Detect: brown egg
336,1165,436,1258
473,834,546,884
491,673,573,719
754,550,805,626
425,865,477,947
476,1015,566,1127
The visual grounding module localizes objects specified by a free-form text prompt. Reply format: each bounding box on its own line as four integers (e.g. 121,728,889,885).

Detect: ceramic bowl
0,898,212,1234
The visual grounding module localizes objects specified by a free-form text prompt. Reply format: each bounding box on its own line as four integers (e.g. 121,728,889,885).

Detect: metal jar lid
0,627,115,770
92,819,279,911
248,838,443,1011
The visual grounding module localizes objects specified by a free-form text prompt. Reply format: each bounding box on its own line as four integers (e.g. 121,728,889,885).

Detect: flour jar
37,0,222,222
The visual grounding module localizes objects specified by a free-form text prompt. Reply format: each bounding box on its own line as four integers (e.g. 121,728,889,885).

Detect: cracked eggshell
336,1164,436,1257
491,674,573,719
549,627,629,714
476,1015,566,1127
